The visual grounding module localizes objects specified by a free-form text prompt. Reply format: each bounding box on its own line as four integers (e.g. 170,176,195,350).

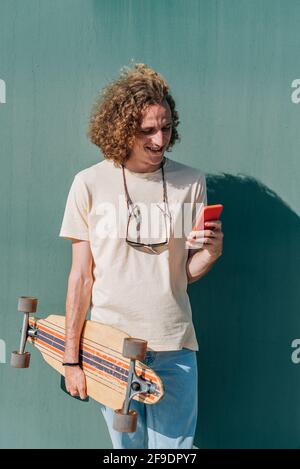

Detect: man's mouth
146,146,163,154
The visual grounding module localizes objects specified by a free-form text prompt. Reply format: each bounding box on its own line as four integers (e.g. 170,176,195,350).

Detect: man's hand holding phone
186,204,224,262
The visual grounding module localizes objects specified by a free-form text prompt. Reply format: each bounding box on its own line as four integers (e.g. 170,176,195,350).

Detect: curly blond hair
88,63,180,166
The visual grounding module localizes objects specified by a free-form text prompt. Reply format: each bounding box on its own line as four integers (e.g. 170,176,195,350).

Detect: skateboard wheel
112,409,138,433
18,297,38,313
122,338,147,361
10,351,31,368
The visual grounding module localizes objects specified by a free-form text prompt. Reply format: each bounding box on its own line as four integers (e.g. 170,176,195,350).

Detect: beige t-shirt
59,157,207,351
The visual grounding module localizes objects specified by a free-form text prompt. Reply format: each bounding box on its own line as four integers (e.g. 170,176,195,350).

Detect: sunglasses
122,159,170,252
125,203,169,251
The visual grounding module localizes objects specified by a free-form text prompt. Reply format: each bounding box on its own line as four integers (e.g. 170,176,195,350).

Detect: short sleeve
195,173,207,205
192,173,207,227
59,175,90,241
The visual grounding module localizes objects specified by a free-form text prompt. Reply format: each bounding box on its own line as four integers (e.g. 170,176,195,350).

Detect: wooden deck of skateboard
27,315,164,410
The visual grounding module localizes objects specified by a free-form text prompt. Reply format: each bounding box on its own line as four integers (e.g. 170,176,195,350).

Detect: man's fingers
205,220,222,230
69,387,87,399
78,382,87,400
79,389,87,400
188,230,216,239
186,238,211,249
192,238,211,245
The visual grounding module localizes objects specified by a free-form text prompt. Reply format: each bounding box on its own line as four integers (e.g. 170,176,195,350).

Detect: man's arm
186,220,223,284
186,249,218,284
63,239,94,399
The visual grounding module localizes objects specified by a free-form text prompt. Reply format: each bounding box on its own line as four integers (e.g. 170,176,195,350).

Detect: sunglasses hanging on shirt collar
121,158,171,253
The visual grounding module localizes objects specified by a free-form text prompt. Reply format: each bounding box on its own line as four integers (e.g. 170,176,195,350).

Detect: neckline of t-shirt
121,156,171,178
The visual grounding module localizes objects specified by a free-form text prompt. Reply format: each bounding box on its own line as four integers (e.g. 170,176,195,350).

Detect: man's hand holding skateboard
64,362,87,400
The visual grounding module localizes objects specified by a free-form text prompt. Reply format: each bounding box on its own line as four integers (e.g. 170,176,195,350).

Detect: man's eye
141,127,171,134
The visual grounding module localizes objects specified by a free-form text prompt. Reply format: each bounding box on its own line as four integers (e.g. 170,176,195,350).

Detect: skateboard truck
113,338,155,433
11,296,38,368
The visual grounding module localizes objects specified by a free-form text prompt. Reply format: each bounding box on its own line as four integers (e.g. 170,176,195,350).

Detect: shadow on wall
189,173,300,449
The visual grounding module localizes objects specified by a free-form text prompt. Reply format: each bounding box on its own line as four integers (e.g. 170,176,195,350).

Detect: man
59,63,223,449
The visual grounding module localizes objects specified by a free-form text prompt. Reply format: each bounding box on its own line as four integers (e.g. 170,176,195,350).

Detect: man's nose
151,130,164,147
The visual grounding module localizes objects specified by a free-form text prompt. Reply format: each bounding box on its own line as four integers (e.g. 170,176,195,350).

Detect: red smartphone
192,204,223,232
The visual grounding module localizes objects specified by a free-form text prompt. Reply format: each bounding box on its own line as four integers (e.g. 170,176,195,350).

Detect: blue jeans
99,348,198,449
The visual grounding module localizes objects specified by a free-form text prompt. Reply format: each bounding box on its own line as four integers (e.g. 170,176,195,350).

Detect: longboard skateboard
11,297,164,432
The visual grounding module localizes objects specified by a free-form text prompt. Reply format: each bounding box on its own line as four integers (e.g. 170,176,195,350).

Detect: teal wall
1,0,300,448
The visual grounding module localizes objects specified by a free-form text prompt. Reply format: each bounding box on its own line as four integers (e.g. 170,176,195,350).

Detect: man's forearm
186,249,219,284
63,274,93,362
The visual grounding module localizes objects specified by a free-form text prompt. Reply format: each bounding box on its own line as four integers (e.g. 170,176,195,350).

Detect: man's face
127,100,173,169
